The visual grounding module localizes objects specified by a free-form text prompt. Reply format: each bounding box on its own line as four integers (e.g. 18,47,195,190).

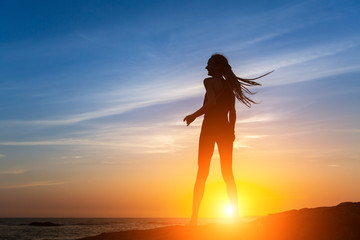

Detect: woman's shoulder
203,77,225,93
203,77,214,83
203,77,222,86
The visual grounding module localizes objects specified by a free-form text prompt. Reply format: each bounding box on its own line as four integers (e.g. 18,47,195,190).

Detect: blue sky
0,0,360,217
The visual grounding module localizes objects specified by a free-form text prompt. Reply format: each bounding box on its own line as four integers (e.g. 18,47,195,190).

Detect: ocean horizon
0,217,255,240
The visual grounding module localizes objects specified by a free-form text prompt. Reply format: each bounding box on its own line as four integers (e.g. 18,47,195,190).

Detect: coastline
78,202,360,240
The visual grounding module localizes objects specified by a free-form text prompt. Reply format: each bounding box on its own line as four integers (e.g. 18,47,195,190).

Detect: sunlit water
0,217,251,240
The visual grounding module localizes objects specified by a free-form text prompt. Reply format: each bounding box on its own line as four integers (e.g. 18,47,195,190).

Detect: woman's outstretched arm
183,78,216,126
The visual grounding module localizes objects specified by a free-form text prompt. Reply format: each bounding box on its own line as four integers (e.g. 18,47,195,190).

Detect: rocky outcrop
26,221,62,227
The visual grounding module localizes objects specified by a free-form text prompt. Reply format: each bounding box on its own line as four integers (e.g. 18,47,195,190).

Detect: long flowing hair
209,54,273,107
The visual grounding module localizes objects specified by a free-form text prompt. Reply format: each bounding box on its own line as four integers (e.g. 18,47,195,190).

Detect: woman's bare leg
189,134,215,225
218,139,239,218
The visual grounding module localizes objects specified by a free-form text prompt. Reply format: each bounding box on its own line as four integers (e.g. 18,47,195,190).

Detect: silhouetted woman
184,54,272,225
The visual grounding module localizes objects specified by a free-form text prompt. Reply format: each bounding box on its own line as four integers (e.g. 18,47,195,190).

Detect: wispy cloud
0,140,89,146
0,181,65,189
244,135,267,139
237,114,278,124
4,75,202,126
0,139,143,147
0,154,5,159
0,169,24,175
0,134,182,154
237,39,359,83
234,143,252,149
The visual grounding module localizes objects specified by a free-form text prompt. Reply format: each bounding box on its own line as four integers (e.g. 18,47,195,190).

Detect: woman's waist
202,117,230,126
203,114,229,121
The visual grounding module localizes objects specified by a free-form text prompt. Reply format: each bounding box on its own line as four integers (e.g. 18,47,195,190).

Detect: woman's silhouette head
206,54,230,77
207,53,273,107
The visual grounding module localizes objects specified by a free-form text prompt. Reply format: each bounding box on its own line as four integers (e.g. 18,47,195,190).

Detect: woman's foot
186,217,198,226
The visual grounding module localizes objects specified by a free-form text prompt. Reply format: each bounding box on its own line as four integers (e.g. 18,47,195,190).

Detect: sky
0,0,359,218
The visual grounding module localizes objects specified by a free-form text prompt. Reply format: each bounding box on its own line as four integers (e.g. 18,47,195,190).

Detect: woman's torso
203,77,234,127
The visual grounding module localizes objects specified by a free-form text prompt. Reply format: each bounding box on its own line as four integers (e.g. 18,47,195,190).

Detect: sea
0,218,231,240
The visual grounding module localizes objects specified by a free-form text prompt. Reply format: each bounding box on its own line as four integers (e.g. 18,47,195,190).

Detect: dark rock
254,202,360,240
28,221,61,227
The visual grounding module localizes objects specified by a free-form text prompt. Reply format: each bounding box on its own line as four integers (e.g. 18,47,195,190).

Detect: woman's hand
184,114,196,126
231,131,236,142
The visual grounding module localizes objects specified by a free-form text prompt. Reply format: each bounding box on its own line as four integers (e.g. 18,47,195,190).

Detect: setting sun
224,205,234,217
